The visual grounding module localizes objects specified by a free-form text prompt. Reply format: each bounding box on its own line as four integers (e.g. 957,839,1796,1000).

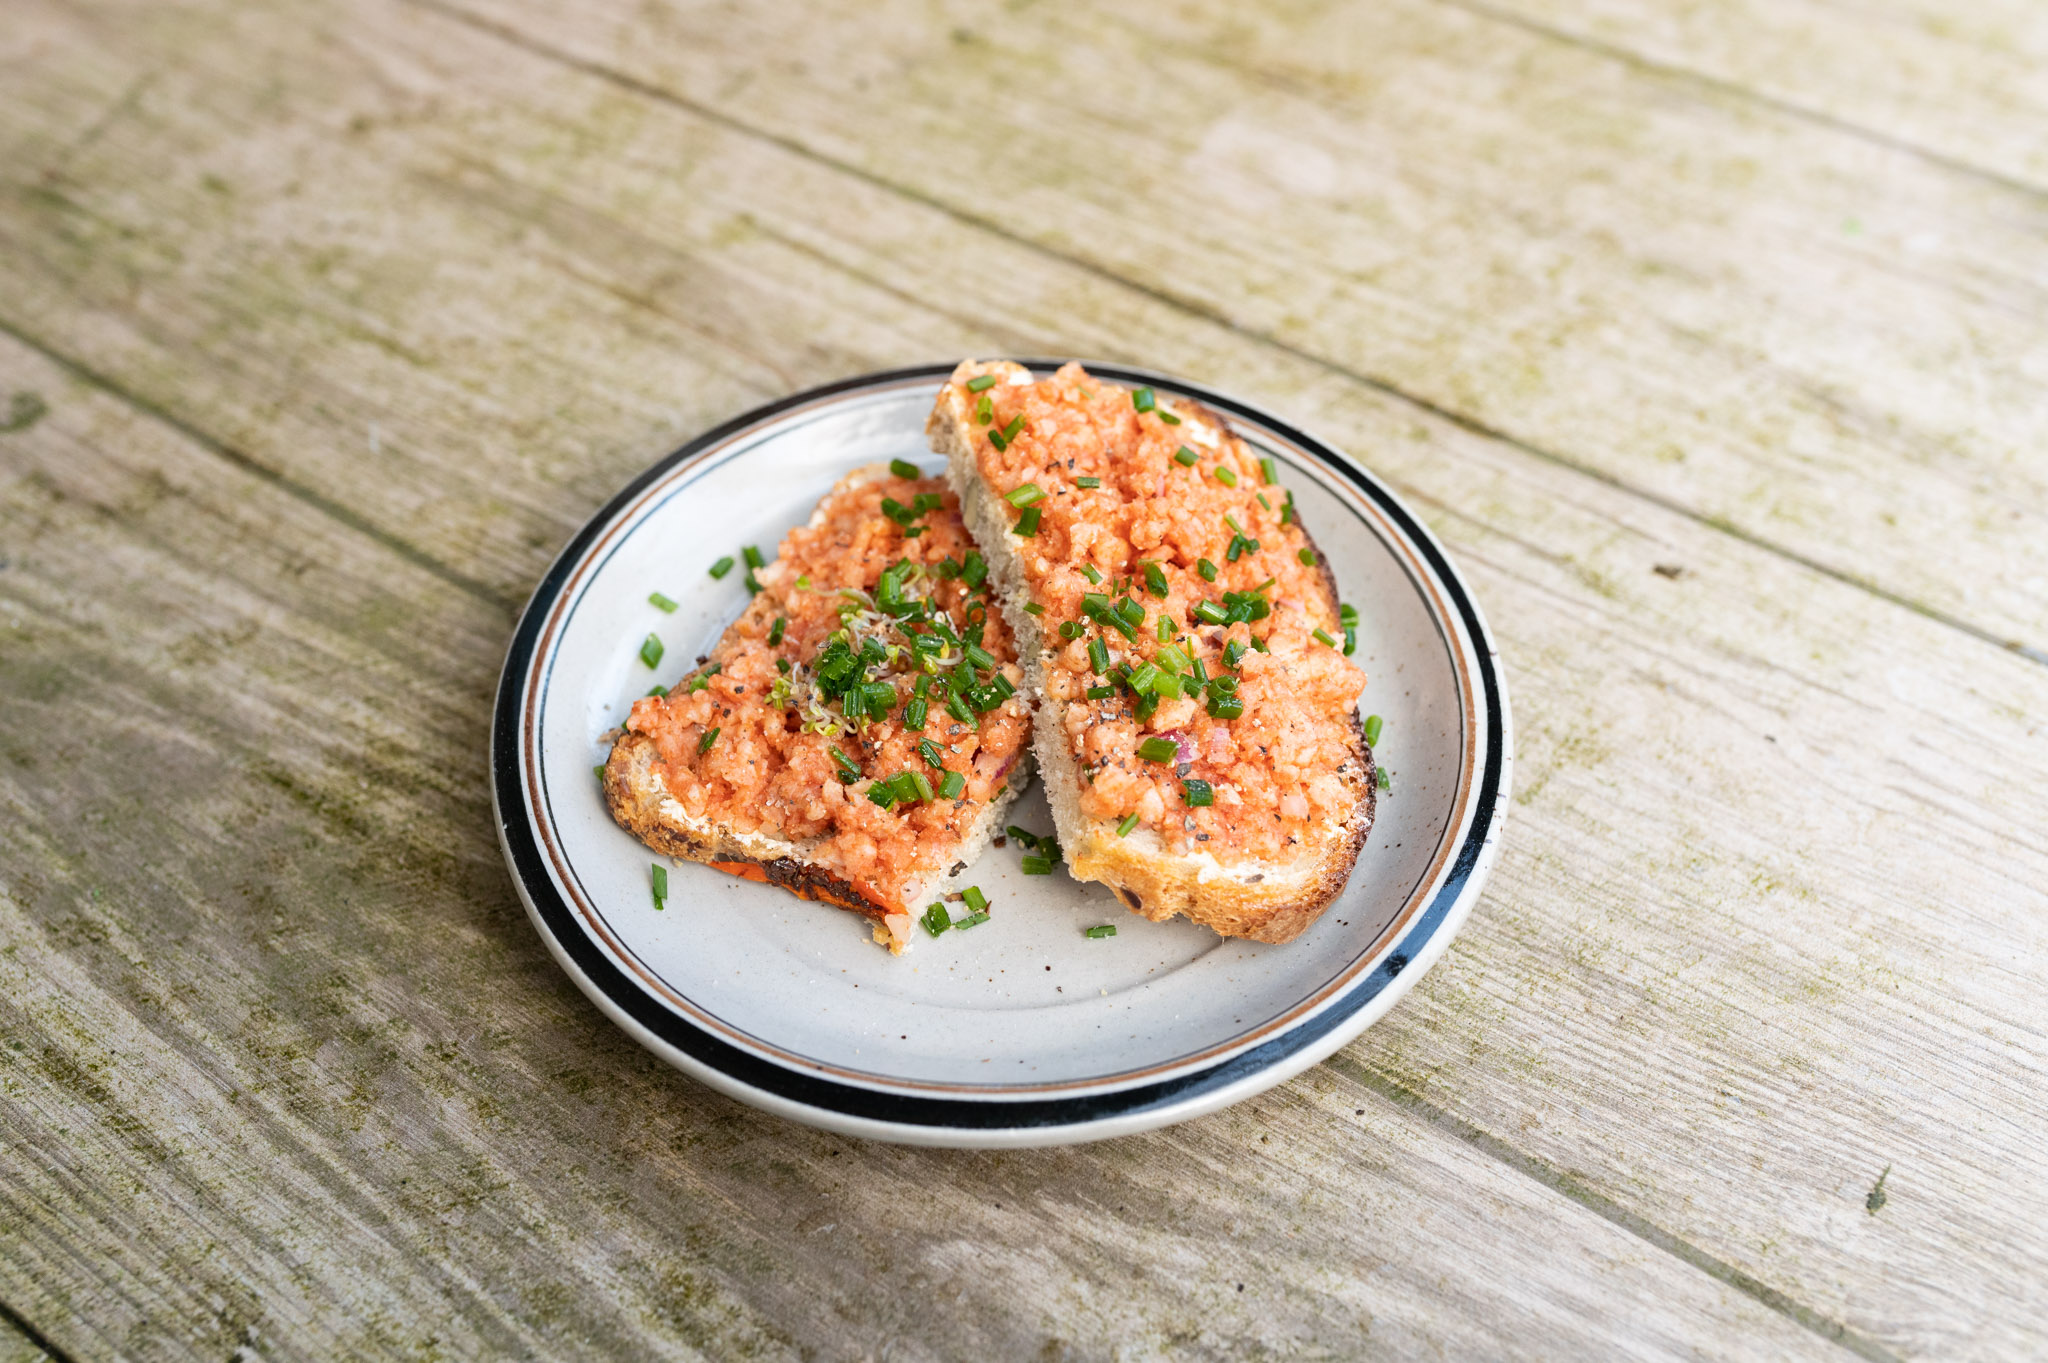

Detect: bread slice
604,465,1032,952
927,361,1374,943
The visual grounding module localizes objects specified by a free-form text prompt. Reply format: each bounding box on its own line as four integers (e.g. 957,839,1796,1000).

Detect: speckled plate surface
490,363,1510,1147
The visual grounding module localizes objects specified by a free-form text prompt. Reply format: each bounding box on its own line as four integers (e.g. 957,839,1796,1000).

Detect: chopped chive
1020,854,1054,875
946,693,974,724
1116,597,1145,626
795,574,812,591
1085,924,1118,939
1256,493,1272,511
1059,620,1084,640
1364,713,1384,746
1259,456,1278,485
830,746,861,780
1207,693,1245,720
963,886,989,914
1136,736,1179,763
962,551,988,590
975,393,993,424
1076,476,1102,488
1081,564,1103,584
903,769,935,803
867,781,896,808
648,591,678,612
1378,767,1392,792
1251,577,1277,594
920,738,946,770
1190,658,1208,684
904,697,929,730
768,616,786,646
1014,505,1042,537
938,769,965,800
1127,662,1162,694
1156,615,1174,642
1224,639,1247,667
1313,628,1339,648
1343,628,1357,655
966,373,999,392
921,903,952,937
1085,684,1115,699
1142,561,1169,598
698,726,720,754
1280,492,1296,526
1153,672,1183,699
955,909,991,928
988,427,1009,452
1193,600,1228,626
890,458,921,480
1224,514,1246,537
1173,445,1199,467
1198,558,1219,583
1159,409,1181,425
709,556,735,579
1183,779,1215,807
646,686,668,698
651,863,667,909
1339,604,1360,627
1249,636,1270,653
595,763,607,783
1006,482,1046,508
964,642,997,671
1213,465,1238,488
639,633,665,668
1023,601,1046,616
742,545,764,570
1006,825,1037,848
744,571,762,595
1132,386,1156,413
1298,547,1318,566
1000,415,1024,444
1116,812,1141,837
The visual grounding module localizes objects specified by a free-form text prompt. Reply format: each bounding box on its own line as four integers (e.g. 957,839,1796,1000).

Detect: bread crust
928,359,1375,944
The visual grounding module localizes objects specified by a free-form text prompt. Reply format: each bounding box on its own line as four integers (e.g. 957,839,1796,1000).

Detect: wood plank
0,337,1838,1360
446,0,2048,656
3,0,2047,1356
0,1316,51,1363
1460,0,2048,192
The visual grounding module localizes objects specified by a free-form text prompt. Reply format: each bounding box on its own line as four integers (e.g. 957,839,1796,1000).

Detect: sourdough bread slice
927,362,1374,943
603,465,1032,952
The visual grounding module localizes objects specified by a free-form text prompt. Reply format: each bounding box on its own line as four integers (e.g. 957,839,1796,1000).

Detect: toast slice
604,465,1032,952
926,361,1374,943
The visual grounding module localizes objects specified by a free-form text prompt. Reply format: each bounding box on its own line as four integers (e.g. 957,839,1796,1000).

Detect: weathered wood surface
2,0,2045,1358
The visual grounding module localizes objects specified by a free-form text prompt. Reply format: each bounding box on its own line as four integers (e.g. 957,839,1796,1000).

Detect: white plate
491,363,1511,1147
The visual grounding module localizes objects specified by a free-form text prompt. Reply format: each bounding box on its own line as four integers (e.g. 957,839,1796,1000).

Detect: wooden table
4,0,2044,1357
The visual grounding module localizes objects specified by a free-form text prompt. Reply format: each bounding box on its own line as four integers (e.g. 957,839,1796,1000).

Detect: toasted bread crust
928,359,1374,944
604,730,887,920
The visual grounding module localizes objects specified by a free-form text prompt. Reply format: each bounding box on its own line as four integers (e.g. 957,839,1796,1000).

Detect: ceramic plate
491,362,1510,1147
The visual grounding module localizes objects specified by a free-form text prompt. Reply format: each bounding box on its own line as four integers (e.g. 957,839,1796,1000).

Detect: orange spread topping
625,472,1029,912
962,363,1366,862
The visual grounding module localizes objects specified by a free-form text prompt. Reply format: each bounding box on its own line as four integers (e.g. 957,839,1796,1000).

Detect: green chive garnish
964,642,997,671
639,634,664,668
698,726,720,754
1378,767,1392,792
1116,813,1140,837
1197,558,1218,583
1006,483,1046,508
939,770,964,800
890,458,921,479
742,546,764,570
1132,387,1156,413
904,698,928,730
1224,639,1247,667
975,393,993,424
1020,855,1053,875
1023,601,1046,616
946,693,974,724
1014,505,1042,537
1128,662,1161,694
1213,465,1238,488
1156,616,1174,642
1076,476,1101,488
649,591,678,612
867,782,896,809
1193,600,1228,626
795,574,811,591
1085,924,1118,939
768,616,786,646
708,556,734,579
646,686,667,698
595,764,607,783
904,770,935,803
963,886,989,914
966,374,998,392
651,863,667,909
1142,562,1168,598
1259,457,1278,485
1313,628,1338,647
1000,415,1024,444
1173,445,1199,467
1249,636,1270,653
830,746,861,780
1364,714,1383,746
1298,547,1317,566
919,738,946,770
922,904,952,937
1207,694,1245,720
1256,493,1272,511
1159,409,1181,425
1183,779,1215,807
1136,736,1179,763
1081,564,1103,584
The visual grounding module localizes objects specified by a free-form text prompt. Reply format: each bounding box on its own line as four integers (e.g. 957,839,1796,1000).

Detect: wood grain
449,0,2048,657
0,334,1837,1360
1,0,2045,1357
1463,0,2048,191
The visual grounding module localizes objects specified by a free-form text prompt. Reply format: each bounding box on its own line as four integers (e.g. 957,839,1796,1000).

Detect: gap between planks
0,1297,69,1363
1433,0,2048,207
402,0,2048,673
0,120,1905,1363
